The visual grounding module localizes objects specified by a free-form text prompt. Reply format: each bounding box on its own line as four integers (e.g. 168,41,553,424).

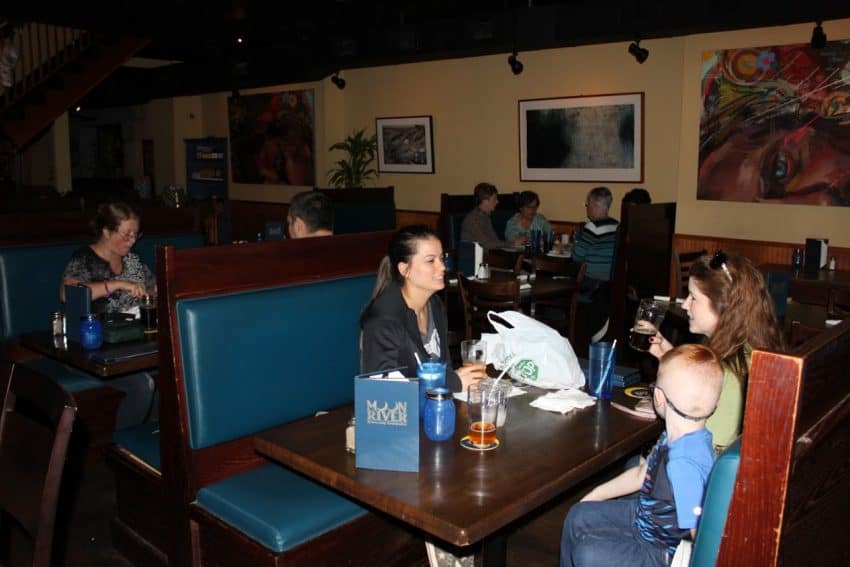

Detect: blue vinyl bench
109,233,422,567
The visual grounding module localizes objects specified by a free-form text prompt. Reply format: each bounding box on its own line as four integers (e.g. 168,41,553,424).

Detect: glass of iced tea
467,382,500,448
460,339,485,367
629,298,667,351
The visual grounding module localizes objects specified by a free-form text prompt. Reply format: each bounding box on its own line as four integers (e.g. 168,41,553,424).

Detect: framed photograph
519,92,643,182
376,115,435,174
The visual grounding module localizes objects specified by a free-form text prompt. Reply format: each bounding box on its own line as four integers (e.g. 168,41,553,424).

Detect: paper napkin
529,389,596,414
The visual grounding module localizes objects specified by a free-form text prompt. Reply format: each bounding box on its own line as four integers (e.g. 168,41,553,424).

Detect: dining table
19,330,159,378
254,386,662,566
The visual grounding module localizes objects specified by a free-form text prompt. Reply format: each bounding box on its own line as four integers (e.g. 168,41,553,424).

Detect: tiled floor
50,457,608,567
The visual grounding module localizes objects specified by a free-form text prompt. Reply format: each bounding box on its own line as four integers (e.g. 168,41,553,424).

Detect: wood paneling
673,234,850,271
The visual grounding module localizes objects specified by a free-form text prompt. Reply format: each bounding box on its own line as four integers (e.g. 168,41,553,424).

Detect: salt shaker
345,417,356,453
51,311,66,337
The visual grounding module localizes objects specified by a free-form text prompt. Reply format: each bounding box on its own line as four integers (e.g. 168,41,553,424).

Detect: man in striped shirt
572,187,619,340
571,186,619,281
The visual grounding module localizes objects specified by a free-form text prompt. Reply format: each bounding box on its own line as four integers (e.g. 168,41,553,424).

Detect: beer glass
141,294,158,334
629,298,667,351
460,339,485,367
467,382,501,448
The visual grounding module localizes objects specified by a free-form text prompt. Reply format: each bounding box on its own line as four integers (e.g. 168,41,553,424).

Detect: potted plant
327,129,378,188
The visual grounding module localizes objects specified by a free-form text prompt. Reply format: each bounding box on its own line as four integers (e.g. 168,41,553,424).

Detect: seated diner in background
287,190,334,238
504,190,553,243
59,201,158,430
460,182,527,250
60,201,154,314
571,186,619,282
645,251,785,451
360,225,486,392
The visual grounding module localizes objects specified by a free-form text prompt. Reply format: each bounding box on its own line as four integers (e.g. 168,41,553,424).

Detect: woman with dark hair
361,225,486,392
460,182,527,250
61,201,154,313
646,251,785,450
59,202,157,430
504,190,553,243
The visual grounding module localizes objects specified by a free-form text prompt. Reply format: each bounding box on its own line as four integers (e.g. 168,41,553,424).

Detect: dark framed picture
519,92,644,182
376,115,435,174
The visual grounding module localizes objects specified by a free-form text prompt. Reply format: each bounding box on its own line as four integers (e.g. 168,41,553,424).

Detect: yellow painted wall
143,17,850,247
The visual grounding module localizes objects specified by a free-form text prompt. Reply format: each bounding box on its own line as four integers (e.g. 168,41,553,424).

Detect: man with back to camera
287,190,334,239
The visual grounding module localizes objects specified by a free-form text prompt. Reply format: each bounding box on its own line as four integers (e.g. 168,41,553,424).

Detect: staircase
0,22,149,150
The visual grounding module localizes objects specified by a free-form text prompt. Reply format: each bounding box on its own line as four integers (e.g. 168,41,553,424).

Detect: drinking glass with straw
594,340,617,400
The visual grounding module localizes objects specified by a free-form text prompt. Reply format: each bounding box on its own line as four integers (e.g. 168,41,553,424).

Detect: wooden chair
484,249,525,274
670,248,707,299
530,257,587,345
457,275,521,340
828,287,850,318
0,362,78,567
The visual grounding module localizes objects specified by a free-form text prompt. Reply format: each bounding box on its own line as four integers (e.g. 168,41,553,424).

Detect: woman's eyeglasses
116,231,142,242
709,250,733,283
648,383,716,422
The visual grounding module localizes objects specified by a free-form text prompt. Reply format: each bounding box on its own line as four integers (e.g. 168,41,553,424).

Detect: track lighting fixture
628,40,649,64
811,20,826,50
508,51,523,75
331,73,346,90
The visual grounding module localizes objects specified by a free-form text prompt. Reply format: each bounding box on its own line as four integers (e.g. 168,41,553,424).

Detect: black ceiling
7,1,850,108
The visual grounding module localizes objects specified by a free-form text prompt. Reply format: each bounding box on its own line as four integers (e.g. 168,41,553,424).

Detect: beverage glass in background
629,298,667,352
417,359,446,417
443,252,454,278
530,229,541,255
587,342,613,400
792,248,804,272
141,294,158,334
460,339,485,367
544,231,555,254
481,378,511,427
467,381,500,447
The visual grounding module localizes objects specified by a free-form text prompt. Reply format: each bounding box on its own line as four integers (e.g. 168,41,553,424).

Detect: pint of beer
629,298,667,351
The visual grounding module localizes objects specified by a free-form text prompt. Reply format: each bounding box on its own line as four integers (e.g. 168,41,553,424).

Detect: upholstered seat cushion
195,464,366,553
22,358,104,392
691,438,742,567
112,420,161,472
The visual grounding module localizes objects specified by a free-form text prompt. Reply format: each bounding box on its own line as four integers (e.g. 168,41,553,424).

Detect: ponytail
370,256,394,302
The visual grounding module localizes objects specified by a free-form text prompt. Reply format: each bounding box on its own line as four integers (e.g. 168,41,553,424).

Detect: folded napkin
453,385,527,402
529,389,596,414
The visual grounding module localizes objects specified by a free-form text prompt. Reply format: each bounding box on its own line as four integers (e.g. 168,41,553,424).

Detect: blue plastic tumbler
80,314,103,350
417,360,446,418
588,342,613,400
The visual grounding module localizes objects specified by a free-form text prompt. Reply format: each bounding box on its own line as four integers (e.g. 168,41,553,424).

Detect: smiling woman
61,201,155,314
360,225,487,393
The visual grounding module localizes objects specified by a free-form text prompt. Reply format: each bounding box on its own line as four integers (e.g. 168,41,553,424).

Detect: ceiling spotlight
811,21,826,50
508,51,523,75
331,73,346,90
628,40,649,64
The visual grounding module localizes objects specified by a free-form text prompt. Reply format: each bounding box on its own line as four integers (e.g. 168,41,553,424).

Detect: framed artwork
376,115,435,173
228,90,316,185
519,92,644,182
699,40,850,206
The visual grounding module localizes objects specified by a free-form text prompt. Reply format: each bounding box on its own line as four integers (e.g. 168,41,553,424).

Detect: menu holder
354,368,419,472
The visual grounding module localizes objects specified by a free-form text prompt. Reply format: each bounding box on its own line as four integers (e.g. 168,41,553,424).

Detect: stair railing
1,22,90,113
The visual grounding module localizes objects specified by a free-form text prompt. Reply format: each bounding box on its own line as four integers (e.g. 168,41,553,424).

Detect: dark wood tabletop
19,331,159,378
254,387,661,555
448,269,577,302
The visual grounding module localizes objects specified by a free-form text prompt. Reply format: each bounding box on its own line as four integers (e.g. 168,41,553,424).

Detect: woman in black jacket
360,225,486,391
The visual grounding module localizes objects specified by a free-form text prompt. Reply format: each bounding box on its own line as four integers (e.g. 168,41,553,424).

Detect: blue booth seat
196,464,367,553
691,438,742,567
22,357,105,392
112,420,161,473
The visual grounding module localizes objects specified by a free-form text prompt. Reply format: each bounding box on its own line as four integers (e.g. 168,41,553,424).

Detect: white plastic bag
482,310,585,390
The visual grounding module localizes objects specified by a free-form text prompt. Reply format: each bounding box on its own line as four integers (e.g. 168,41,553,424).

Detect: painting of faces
228,90,316,186
699,40,850,206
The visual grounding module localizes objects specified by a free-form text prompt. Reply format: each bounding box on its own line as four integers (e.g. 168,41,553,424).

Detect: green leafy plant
327,129,378,188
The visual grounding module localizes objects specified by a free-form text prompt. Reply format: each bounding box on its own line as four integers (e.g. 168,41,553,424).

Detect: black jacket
360,282,461,391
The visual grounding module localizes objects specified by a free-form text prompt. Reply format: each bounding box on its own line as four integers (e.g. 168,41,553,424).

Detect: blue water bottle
423,387,455,441
80,314,103,350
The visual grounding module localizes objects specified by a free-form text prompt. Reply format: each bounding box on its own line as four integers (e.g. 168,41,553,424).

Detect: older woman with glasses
504,190,553,243
61,201,154,314
646,250,785,450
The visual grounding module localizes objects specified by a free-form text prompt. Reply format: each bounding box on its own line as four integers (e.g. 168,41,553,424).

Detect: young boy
560,343,723,567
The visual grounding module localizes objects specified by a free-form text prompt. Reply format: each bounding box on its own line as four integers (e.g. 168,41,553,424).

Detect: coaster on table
460,436,500,451
625,386,651,399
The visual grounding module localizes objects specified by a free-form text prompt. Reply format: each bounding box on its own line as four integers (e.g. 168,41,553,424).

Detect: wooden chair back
0,362,77,567
670,248,707,299
717,318,850,565
457,275,521,340
484,249,524,274
530,258,587,345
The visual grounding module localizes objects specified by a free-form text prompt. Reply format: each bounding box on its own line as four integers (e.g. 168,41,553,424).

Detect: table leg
476,532,507,567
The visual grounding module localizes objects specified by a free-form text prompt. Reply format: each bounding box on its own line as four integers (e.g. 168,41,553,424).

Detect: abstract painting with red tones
699,40,850,206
